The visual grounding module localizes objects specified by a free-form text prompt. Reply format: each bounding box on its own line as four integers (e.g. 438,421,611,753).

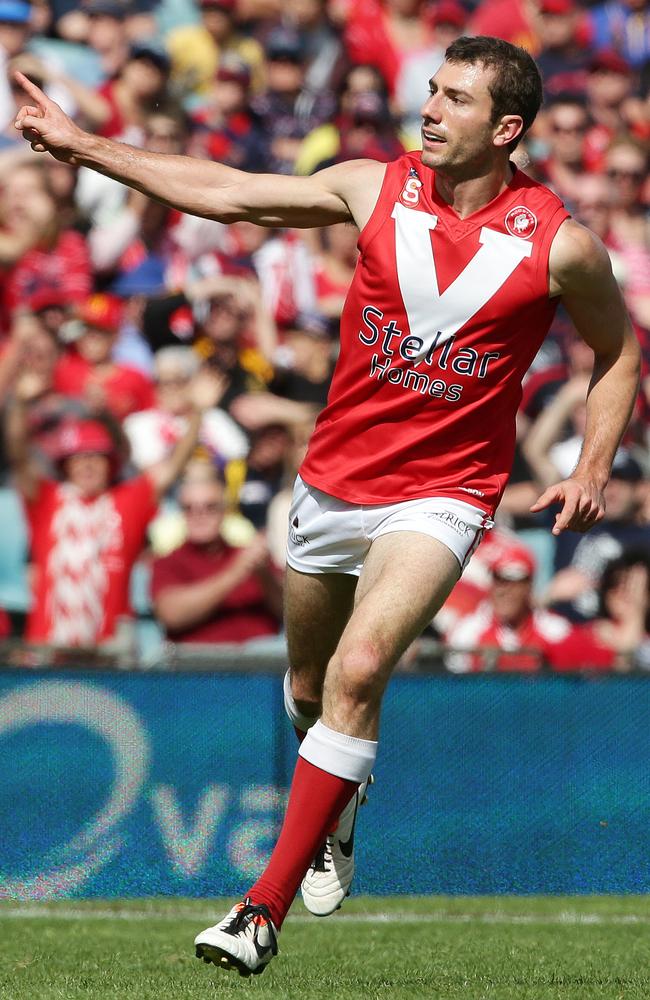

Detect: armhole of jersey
356,158,404,254
537,204,571,295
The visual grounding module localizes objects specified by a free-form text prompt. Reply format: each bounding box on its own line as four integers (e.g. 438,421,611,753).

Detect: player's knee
333,640,385,708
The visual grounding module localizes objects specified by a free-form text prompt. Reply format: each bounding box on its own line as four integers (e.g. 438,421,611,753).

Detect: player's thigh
326,531,460,699
285,565,357,701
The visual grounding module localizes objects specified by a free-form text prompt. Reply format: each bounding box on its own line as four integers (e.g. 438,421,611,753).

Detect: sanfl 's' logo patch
400,169,423,206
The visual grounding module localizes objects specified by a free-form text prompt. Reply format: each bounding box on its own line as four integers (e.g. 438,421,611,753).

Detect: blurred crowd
0,0,648,671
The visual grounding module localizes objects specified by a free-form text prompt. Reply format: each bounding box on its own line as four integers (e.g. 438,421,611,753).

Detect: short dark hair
599,548,650,630
444,36,543,150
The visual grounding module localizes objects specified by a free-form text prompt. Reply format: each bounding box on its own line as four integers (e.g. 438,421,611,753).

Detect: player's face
65,453,111,498
420,60,516,175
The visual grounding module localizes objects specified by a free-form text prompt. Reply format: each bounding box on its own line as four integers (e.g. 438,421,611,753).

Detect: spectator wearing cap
6,368,225,648
1,163,92,328
543,448,650,621
123,345,248,473
587,0,650,69
536,0,592,97
189,54,269,173
166,0,265,102
445,546,613,672
251,26,335,174
151,470,283,644
53,293,156,420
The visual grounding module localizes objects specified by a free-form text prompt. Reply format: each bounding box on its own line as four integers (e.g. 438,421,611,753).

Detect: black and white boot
194,897,279,977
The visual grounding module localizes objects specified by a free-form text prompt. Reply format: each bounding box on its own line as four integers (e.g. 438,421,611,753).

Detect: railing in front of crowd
0,638,642,674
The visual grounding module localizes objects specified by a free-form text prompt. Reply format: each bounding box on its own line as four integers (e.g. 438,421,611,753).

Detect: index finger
553,494,580,535
13,71,49,109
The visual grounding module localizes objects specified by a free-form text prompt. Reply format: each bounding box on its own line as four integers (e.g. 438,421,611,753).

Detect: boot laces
227,898,278,955
310,838,333,873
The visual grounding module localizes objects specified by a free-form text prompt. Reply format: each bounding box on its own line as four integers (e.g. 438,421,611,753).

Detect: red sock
247,756,357,927
292,726,337,835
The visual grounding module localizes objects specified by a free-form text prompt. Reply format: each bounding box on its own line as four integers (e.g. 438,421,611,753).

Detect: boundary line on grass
1,907,650,926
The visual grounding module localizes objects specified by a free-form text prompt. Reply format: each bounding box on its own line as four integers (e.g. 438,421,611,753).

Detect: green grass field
1,895,649,1000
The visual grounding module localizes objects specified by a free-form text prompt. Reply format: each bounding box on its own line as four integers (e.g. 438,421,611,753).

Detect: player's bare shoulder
548,218,614,298
313,159,388,232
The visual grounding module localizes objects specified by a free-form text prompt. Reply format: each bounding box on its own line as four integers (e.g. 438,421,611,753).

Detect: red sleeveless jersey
299,152,569,515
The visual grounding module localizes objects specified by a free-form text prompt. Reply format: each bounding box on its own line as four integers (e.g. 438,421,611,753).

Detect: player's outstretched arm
530,219,641,535
14,72,382,229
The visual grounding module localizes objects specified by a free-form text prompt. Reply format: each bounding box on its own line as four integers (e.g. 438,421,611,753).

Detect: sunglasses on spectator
180,501,225,514
550,122,587,134
146,128,182,141
158,375,192,387
607,168,644,181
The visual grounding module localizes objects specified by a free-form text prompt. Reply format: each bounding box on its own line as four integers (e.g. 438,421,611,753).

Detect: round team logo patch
505,205,537,239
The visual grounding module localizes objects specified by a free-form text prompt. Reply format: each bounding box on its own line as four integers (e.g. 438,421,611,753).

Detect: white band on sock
283,670,319,734
299,719,377,783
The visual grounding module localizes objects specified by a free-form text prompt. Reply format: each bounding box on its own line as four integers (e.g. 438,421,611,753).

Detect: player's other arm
14,72,382,229
530,219,641,535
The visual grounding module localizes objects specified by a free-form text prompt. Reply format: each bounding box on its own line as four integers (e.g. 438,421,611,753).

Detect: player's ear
493,115,523,149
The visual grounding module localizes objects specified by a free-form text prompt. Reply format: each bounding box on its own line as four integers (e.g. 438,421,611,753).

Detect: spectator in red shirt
446,547,615,672
5,369,225,647
151,470,283,644
54,292,156,420
2,162,92,322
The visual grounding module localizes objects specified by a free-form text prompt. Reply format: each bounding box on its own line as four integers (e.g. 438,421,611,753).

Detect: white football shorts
286,475,493,577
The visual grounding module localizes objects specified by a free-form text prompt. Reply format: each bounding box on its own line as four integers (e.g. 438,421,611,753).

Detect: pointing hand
14,71,85,163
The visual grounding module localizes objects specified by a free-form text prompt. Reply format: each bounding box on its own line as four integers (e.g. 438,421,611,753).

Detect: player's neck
433,161,515,220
